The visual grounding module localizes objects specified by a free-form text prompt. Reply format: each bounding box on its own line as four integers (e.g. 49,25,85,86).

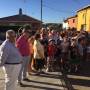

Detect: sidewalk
0,68,68,90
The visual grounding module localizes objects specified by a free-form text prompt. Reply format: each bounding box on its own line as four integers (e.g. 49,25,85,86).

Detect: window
73,19,75,23
68,21,69,24
83,13,85,19
81,24,86,31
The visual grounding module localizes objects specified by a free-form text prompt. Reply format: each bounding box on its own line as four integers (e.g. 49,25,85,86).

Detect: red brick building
0,8,41,30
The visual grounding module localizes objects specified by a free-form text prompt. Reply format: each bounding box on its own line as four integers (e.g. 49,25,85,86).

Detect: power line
43,4,75,14
42,0,75,14
41,0,75,23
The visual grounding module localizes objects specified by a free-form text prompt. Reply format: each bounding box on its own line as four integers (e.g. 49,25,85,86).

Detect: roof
0,14,41,23
77,5,90,12
67,15,77,20
64,19,68,23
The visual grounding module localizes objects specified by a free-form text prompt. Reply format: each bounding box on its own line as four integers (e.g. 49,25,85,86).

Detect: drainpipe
85,9,87,31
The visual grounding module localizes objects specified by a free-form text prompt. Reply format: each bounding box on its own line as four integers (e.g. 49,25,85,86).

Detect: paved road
0,68,67,90
63,61,90,90
1,61,90,90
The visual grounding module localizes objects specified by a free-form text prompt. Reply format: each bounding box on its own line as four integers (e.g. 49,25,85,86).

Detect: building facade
67,15,77,29
63,19,69,29
77,5,90,32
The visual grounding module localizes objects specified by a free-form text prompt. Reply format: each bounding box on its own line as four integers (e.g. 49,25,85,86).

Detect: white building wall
63,22,69,29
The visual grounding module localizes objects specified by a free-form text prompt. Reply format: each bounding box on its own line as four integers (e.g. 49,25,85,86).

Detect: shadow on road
63,61,90,90
19,72,67,90
19,84,61,90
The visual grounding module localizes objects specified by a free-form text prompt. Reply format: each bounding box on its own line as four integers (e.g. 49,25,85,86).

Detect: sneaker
32,67,37,72
46,68,50,72
46,68,48,72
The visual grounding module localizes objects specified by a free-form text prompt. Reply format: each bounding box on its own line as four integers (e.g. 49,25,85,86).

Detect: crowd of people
0,25,90,90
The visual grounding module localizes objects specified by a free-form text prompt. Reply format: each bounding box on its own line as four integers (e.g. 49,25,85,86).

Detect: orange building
67,15,77,29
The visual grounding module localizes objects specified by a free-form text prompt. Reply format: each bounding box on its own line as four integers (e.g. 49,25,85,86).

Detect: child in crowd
54,39,62,71
69,39,81,72
40,33,48,68
61,36,70,70
46,39,56,72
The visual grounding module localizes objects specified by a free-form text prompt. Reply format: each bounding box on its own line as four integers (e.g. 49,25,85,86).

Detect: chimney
19,8,22,15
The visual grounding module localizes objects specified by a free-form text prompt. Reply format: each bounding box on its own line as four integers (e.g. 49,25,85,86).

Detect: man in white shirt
0,30,22,90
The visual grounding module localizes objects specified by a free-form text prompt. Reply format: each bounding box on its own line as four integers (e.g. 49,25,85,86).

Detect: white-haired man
0,30,22,90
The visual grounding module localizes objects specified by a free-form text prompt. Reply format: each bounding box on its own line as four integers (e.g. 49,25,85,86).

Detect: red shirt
48,44,56,57
16,35,29,56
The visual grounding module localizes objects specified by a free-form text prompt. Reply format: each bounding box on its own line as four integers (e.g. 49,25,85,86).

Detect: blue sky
0,0,90,23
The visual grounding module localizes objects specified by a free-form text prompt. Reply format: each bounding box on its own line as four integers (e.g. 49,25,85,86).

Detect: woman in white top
33,33,45,74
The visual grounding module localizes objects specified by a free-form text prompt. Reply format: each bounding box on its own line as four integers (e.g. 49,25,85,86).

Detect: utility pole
41,0,43,28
